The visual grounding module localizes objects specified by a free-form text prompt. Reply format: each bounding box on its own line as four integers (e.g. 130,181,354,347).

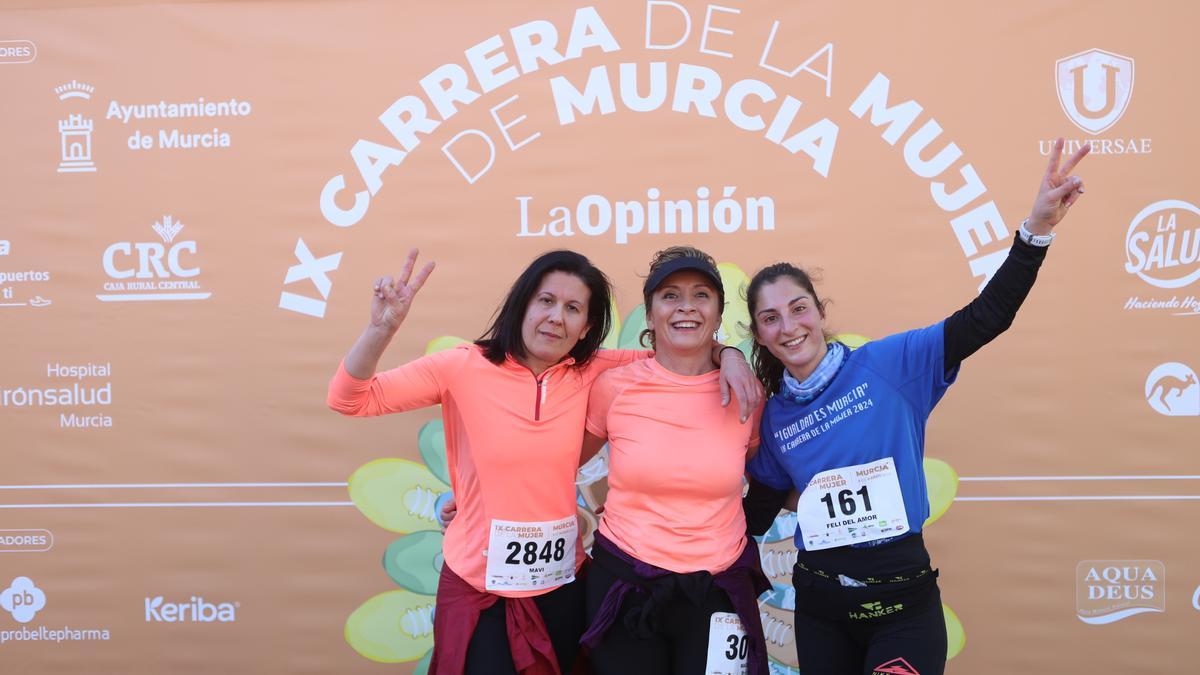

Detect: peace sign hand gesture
371,248,436,334
1026,137,1090,236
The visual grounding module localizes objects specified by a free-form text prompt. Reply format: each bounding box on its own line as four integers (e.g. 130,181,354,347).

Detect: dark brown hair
476,250,613,367
745,262,831,395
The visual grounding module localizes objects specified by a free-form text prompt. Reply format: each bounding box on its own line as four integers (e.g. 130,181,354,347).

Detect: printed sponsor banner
0,1,1195,673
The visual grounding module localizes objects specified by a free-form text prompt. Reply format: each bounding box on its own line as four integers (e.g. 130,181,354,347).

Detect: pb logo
1,577,47,623
1056,48,1134,135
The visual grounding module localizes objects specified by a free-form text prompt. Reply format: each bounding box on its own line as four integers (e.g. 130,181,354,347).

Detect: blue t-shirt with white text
747,322,958,551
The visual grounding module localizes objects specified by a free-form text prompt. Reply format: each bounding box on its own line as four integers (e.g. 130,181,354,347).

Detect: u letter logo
1055,48,1135,135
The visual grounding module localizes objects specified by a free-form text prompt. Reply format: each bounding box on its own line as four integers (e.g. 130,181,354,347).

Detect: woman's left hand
1025,137,1090,235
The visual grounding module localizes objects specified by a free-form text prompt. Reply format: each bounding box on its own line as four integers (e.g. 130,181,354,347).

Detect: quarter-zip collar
503,355,577,421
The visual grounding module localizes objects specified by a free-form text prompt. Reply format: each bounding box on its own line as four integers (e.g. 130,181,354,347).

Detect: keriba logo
144,595,237,623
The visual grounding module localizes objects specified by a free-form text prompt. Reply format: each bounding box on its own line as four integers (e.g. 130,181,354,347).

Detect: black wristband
719,345,744,360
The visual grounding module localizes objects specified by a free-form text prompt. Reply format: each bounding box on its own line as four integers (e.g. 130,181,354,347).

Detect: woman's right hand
371,248,436,334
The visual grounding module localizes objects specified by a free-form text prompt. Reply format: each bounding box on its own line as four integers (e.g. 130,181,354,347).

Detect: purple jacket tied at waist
581,531,770,675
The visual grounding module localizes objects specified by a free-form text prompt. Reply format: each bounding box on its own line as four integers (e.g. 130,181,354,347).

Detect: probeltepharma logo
1076,560,1165,624
1144,362,1200,417
1,577,45,623
98,215,211,302
0,576,112,646
1044,48,1149,156
1123,200,1200,316
145,595,238,623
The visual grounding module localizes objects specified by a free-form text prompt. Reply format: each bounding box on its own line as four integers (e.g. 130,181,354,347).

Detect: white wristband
1018,219,1055,247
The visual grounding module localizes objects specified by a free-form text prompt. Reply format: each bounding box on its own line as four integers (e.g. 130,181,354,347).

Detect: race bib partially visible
796,457,909,551
484,516,576,591
705,612,748,675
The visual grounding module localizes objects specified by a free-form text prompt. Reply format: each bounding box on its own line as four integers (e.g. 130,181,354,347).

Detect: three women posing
330,138,1089,675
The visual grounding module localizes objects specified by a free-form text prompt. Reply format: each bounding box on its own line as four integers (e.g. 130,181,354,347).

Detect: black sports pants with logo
790,566,946,675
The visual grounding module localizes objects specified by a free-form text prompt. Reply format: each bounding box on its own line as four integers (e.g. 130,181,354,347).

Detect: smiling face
645,270,721,356
752,276,829,381
519,271,592,375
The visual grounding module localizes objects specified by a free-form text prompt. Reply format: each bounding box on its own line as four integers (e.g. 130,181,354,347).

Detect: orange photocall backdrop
1,1,1197,673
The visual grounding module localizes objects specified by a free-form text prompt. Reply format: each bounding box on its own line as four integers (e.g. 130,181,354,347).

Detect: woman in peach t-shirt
327,248,759,675
580,246,770,675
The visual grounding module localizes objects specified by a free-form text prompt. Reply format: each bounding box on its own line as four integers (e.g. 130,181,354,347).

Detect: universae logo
1055,48,1134,135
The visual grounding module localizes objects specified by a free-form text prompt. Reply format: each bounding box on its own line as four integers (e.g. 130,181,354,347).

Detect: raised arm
344,248,436,379
943,138,1089,371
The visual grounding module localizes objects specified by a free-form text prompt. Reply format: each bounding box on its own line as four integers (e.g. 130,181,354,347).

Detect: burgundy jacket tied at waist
428,563,561,675
580,531,771,675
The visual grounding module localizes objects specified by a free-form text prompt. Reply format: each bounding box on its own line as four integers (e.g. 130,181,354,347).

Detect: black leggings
584,555,738,675
791,566,947,675
464,576,586,675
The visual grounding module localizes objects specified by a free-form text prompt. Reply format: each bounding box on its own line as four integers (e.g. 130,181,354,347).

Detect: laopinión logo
1043,48,1149,157
0,576,111,645
98,215,211,302
55,79,98,173
145,595,238,623
1144,362,1199,417
1123,200,1200,316
1076,560,1165,624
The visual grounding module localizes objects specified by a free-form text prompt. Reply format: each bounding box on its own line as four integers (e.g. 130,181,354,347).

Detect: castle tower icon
55,81,97,174
57,114,96,173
